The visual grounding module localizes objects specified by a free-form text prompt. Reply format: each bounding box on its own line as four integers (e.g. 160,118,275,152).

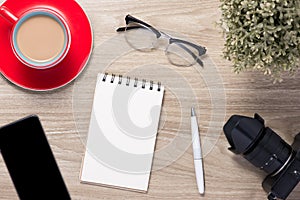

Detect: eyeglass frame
116,14,207,67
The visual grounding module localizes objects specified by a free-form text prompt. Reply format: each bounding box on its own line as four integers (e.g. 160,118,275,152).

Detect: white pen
191,107,205,195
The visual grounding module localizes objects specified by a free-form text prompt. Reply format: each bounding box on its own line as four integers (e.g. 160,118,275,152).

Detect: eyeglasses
116,15,207,67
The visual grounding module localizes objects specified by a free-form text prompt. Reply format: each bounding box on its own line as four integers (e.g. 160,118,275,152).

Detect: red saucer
0,0,92,91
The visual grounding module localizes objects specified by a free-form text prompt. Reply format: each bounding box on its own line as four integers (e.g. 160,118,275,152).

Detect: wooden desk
0,0,299,199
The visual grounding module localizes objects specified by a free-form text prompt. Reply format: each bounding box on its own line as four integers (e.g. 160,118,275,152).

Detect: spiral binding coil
102,73,161,91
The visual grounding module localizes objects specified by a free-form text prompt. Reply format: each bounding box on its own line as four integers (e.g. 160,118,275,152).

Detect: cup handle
0,6,18,23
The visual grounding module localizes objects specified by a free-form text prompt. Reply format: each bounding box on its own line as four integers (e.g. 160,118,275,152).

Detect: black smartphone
0,115,71,200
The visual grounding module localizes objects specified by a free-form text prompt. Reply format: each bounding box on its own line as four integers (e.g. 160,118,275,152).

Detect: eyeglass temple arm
170,38,207,56
116,26,140,32
116,15,161,38
125,15,152,28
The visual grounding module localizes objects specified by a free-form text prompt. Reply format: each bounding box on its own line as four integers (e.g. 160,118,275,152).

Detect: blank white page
80,73,164,192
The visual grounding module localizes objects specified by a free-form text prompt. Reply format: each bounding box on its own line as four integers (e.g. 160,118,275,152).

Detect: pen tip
191,107,196,116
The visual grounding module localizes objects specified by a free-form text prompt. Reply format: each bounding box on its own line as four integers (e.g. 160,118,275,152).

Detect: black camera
223,113,300,200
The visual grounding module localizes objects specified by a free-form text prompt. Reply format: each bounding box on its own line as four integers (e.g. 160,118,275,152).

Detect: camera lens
223,114,293,175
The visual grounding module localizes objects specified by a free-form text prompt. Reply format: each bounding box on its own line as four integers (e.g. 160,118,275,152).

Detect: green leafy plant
220,0,300,81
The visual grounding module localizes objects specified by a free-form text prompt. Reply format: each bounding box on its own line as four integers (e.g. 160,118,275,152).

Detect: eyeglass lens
166,42,198,67
125,22,158,51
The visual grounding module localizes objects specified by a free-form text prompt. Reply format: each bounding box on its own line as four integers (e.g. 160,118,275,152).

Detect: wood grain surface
0,0,299,199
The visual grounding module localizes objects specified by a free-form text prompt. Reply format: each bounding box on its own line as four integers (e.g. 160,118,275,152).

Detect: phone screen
0,115,70,200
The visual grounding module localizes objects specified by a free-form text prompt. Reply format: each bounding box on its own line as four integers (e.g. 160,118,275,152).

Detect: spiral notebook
80,73,164,192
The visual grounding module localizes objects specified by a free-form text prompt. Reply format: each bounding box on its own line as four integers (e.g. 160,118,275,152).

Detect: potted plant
220,0,300,81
